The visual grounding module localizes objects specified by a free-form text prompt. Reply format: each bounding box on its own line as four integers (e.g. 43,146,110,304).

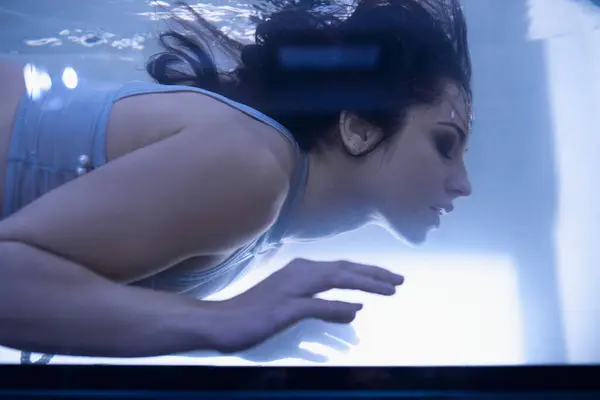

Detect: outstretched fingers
299,261,404,296
274,298,363,330
339,261,405,286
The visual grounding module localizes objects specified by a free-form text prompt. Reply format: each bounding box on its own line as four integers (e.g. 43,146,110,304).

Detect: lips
431,205,454,216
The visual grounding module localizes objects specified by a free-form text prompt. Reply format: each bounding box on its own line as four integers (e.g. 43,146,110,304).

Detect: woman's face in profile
365,84,472,244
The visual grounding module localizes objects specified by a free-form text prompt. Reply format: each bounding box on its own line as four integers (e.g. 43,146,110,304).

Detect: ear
338,111,385,156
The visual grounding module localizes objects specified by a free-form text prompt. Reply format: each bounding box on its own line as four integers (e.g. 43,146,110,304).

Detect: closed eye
439,121,468,151
435,133,456,160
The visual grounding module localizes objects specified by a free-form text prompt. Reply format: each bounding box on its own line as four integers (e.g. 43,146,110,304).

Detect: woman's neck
281,150,372,243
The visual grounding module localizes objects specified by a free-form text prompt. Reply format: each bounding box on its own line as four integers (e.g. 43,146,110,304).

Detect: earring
450,110,456,120
347,137,363,155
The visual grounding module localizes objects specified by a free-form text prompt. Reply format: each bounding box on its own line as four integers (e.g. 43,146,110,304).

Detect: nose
447,164,472,198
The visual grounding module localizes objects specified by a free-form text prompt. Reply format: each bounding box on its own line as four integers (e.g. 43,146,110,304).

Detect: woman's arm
0,241,222,357
0,112,290,356
0,120,290,283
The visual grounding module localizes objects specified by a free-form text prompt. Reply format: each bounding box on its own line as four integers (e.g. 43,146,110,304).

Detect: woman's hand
208,258,404,354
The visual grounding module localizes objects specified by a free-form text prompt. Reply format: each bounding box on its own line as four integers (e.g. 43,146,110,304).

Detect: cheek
392,149,446,207
369,157,420,210
400,145,441,180
369,139,444,206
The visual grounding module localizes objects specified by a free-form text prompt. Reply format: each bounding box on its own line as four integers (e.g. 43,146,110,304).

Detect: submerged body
0,60,406,362
0,61,303,298
0,0,473,362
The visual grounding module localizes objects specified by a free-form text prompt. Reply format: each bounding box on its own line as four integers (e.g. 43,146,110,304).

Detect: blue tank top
110,82,309,298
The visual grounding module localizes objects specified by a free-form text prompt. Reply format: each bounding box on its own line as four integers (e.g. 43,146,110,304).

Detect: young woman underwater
0,0,472,362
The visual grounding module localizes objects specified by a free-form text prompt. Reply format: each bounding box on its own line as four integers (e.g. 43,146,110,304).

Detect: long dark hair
147,0,472,152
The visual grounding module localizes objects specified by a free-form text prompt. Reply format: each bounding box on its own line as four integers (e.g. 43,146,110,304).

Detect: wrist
185,300,229,352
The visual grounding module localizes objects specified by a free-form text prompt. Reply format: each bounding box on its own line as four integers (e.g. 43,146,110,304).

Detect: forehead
433,84,470,132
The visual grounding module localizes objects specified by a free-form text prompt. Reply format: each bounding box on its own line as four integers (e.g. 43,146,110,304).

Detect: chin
402,231,429,246
383,224,431,247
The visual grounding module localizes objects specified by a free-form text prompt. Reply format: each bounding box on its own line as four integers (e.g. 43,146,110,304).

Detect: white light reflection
23,64,52,101
61,67,78,90
0,252,523,366
286,252,526,366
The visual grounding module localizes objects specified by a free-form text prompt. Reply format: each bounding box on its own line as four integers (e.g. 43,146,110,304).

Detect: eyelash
436,134,456,160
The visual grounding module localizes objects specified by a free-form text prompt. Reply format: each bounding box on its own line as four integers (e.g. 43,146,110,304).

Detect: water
1,0,600,366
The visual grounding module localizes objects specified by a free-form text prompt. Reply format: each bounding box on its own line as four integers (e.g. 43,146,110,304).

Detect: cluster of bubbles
26,29,149,51
24,1,258,51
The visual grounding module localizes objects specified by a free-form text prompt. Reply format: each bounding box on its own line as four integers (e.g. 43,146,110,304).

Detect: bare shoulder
106,86,297,218
106,87,295,218
106,88,261,159
0,90,293,281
